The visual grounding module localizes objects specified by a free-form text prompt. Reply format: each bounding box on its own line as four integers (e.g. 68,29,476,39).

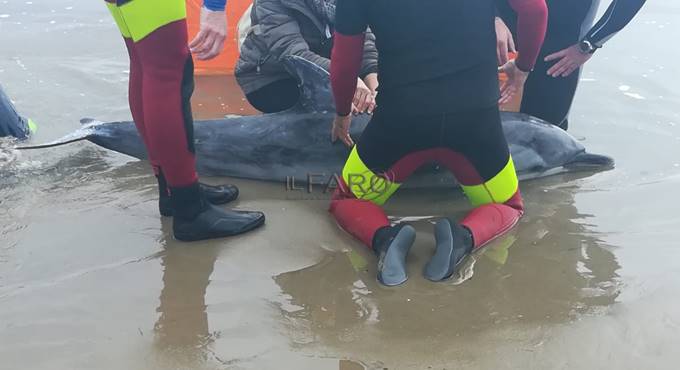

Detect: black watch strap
579,39,599,54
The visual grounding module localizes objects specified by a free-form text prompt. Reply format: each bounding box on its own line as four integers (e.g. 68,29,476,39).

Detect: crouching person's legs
425,107,524,281
329,147,418,286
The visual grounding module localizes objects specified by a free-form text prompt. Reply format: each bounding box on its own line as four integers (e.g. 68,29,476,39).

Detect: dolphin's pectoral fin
564,152,615,170
282,55,335,113
17,127,96,150
19,117,106,150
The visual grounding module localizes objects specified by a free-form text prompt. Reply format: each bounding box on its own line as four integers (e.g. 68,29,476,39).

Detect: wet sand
2,1,680,369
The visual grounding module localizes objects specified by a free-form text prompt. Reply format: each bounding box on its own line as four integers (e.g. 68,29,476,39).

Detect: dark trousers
498,0,600,129
245,78,301,114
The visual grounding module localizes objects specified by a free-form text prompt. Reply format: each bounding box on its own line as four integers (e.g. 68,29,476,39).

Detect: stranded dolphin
17,56,613,186
0,84,35,140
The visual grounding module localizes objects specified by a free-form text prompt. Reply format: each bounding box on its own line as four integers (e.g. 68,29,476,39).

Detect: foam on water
0,138,19,166
0,138,43,173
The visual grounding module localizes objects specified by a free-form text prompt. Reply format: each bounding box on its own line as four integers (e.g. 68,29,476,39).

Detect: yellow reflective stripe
342,146,401,206
108,0,186,42
27,118,38,134
106,2,132,38
347,250,368,272
461,156,518,207
484,235,517,265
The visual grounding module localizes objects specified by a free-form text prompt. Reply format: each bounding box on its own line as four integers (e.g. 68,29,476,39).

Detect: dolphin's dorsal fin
282,55,335,113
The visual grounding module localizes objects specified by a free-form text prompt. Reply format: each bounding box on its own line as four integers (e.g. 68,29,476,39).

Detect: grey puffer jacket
235,0,378,95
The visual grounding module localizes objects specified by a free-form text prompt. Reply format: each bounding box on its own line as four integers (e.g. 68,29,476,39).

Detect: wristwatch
578,39,598,55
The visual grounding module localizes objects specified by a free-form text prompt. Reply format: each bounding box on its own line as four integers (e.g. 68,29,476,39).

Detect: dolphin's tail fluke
0,84,36,140
565,152,615,170
17,119,99,150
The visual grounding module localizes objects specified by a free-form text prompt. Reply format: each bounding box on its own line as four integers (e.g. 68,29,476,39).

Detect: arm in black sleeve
583,0,647,48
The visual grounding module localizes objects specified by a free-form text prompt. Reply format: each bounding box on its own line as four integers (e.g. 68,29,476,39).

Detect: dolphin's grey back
80,111,609,187
502,113,586,174
17,56,613,187
192,111,370,180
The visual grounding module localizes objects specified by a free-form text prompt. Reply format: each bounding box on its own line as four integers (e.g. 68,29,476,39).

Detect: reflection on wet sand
273,175,621,365
151,222,373,370
152,222,220,370
2,129,622,369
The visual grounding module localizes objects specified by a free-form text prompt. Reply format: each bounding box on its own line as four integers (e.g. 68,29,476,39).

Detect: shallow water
1,1,680,369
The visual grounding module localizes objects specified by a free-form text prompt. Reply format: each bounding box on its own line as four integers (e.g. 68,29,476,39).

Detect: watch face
579,41,592,54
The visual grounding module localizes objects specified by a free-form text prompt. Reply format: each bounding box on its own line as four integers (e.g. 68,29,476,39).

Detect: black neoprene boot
423,219,474,282
170,183,265,242
158,174,239,217
372,224,416,287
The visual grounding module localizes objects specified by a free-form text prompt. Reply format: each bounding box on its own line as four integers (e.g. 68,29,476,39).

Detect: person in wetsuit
495,0,647,129
104,0,265,241
329,0,548,286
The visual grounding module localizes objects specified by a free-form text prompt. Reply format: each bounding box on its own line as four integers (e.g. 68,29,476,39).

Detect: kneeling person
329,0,548,286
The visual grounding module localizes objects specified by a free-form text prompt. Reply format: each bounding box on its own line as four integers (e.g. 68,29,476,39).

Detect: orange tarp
187,0,253,75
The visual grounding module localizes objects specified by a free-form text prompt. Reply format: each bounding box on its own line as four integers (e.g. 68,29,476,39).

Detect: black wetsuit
328,0,548,258
497,0,647,129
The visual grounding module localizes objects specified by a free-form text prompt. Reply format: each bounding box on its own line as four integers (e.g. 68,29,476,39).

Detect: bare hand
352,78,376,115
189,8,227,61
363,73,379,93
498,60,529,105
495,17,516,65
545,45,594,78
331,114,354,147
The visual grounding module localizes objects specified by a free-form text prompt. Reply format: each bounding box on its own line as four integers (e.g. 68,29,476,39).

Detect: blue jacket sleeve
203,0,226,11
